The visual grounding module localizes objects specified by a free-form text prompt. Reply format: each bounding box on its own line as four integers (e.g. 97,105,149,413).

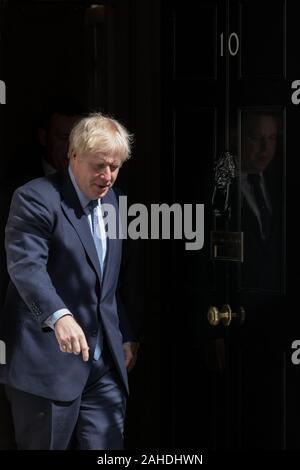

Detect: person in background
241,111,283,290
37,96,84,175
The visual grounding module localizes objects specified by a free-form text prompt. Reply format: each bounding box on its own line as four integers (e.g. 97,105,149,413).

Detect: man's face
69,150,122,199
44,113,80,172
242,115,278,173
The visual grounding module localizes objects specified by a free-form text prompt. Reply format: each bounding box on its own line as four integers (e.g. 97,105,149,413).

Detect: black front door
162,0,298,449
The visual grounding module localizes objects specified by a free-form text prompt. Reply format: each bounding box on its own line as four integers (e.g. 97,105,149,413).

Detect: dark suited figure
0,112,139,449
37,97,84,176
241,111,283,290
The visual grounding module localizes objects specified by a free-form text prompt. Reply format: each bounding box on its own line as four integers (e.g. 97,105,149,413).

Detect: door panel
239,0,285,78
173,3,218,80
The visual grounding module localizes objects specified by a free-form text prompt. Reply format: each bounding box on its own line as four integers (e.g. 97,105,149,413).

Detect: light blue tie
89,199,105,274
88,199,104,360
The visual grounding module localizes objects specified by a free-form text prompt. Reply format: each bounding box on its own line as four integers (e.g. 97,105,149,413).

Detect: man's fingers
79,336,89,362
126,355,137,372
81,346,89,362
56,317,89,360
60,337,89,360
60,341,71,353
71,337,81,355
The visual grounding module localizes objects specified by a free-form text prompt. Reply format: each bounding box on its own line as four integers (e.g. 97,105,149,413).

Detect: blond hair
68,112,133,161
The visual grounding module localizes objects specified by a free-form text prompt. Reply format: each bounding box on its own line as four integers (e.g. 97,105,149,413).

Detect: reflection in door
240,109,284,292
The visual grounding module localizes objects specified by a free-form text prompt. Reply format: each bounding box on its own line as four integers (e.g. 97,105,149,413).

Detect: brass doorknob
207,304,245,327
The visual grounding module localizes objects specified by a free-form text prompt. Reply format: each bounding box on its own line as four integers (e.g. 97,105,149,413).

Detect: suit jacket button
91,330,98,337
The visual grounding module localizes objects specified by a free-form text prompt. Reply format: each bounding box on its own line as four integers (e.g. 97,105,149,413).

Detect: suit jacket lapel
59,172,102,282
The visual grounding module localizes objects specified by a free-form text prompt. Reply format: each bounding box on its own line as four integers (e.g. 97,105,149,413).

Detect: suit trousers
5,345,126,450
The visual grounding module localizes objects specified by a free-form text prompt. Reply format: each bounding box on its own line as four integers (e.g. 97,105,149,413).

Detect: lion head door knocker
211,151,237,220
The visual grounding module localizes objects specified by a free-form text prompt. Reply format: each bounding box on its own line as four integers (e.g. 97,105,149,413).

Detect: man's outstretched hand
54,315,89,362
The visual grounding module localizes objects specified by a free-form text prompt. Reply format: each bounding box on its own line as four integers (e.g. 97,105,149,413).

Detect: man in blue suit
0,113,139,449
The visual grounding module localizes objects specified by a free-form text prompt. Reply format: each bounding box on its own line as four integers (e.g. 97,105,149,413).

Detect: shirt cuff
43,308,73,329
